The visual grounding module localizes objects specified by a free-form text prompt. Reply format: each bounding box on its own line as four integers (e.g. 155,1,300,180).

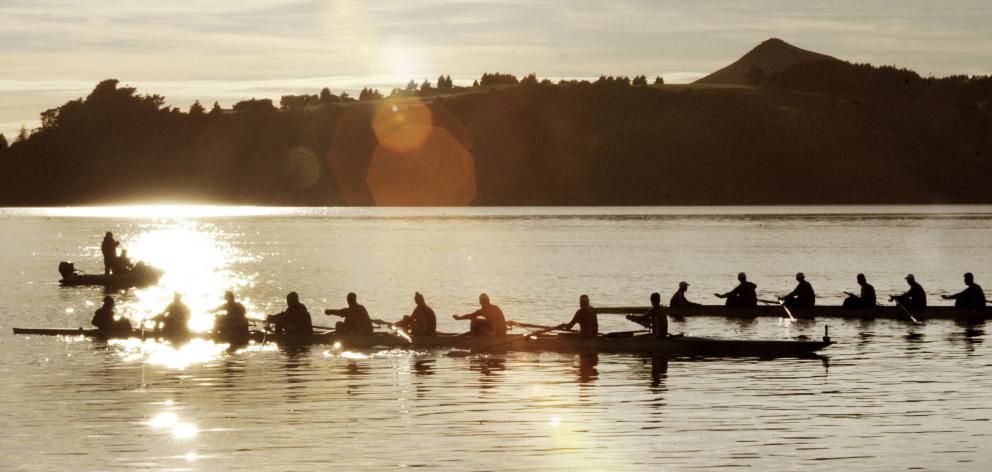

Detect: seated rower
452,293,506,337
843,273,877,308
112,249,135,275
629,293,668,339
266,292,313,335
890,274,926,309
942,273,987,309
562,294,598,338
714,272,758,307
152,293,191,338
91,296,132,335
780,272,815,308
670,281,701,308
325,292,374,336
210,291,249,343
394,292,436,336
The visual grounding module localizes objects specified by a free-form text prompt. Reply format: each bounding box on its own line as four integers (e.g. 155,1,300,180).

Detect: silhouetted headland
1,38,989,206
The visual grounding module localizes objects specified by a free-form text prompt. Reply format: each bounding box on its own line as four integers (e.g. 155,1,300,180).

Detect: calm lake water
1,205,990,471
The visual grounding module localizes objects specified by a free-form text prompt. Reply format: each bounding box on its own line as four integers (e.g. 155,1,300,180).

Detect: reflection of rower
211,291,249,343
942,273,986,309
843,273,876,308
152,293,191,338
324,292,374,336
91,296,132,335
453,293,506,337
394,292,436,336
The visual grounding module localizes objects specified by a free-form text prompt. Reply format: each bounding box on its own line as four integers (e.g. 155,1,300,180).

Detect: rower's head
104,231,113,239
173,292,182,302
347,292,357,306
678,281,689,290
964,272,974,284
414,292,425,305
103,296,114,307
650,292,661,307
857,273,866,284
796,272,805,281
738,272,747,282
287,291,299,305
905,274,915,284
579,294,589,308
224,291,235,302
479,293,490,307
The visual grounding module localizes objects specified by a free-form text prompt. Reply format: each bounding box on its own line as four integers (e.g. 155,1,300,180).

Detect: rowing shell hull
58,266,164,289
12,328,831,357
595,305,991,320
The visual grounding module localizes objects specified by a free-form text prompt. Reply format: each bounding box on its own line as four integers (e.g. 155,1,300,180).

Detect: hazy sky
2,0,990,137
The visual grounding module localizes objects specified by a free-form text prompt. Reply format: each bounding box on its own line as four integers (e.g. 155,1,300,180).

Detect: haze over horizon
2,0,991,138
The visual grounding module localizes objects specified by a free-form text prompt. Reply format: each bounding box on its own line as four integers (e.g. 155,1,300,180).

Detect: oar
507,320,569,332
779,300,797,322
369,318,413,343
892,301,921,325
447,323,566,357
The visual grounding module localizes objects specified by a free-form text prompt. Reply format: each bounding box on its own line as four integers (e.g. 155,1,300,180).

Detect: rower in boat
452,293,507,337
780,272,815,308
91,296,132,335
714,272,758,307
151,292,192,338
111,249,135,275
629,293,669,338
562,294,598,338
670,281,701,307
324,292,374,336
891,274,926,309
100,231,120,276
942,273,987,309
266,292,314,335
210,291,249,343
393,292,437,336
843,273,877,308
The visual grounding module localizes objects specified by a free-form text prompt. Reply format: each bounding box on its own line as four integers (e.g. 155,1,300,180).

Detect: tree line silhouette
0,64,989,205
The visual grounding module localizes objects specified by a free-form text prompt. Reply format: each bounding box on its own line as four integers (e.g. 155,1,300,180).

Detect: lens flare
372,98,433,153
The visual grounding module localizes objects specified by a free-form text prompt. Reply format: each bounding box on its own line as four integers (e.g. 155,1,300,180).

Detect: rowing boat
58,263,164,289
595,305,991,320
11,327,832,357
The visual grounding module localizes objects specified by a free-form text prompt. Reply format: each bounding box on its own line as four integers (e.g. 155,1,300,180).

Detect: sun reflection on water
112,338,232,369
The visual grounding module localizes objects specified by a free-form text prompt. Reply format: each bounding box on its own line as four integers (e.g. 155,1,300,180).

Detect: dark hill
695,38,840,85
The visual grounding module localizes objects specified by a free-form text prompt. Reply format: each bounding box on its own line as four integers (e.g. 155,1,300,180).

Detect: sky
1,0,990,138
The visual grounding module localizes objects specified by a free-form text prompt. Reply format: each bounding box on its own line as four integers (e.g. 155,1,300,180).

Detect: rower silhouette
562,294,598,338
394,292,437,336
670,281,701,307
91,295,132,335
267,292,314,334
780,272,815,308
100,232,119,276
843,273,877,308
152,293,191,338
715,272,758,307
325,292,374,336
942,273,986,308
453,293,506,337
211,291,249,344
630,293,669,338
891,274,926,309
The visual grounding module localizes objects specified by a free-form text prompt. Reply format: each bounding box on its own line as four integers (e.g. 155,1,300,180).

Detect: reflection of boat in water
11,327,833,358
596,305,992,321
57,261,163,288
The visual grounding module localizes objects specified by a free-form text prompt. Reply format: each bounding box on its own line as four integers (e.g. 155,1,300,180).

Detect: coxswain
394,292,437,336
942,273,987,309
890,274,926,309
452,293,506,337
670,281,701,308
324,292,374,336
91,296,132,335
266,292,313,335
101,232,120,276
780,272,815,308
843,273,877,308
562,294,598,338
152,292,191,338
714,272,758,307
629,293,668,338
211,291,249,343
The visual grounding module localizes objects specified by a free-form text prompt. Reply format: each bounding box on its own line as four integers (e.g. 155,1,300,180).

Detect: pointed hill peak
695,38,839,85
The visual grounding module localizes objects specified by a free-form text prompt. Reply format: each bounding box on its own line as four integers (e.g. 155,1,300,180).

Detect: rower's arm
324,308,347,316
